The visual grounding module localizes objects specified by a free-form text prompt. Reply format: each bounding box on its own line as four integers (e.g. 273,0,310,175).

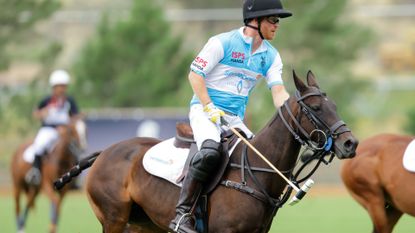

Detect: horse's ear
306,70,320,89
293,70,307,93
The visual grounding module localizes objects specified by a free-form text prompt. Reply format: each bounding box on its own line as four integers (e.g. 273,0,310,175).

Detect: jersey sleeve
37,96,51,109
190,37,224,78
67,96,79,116
265,53,284,88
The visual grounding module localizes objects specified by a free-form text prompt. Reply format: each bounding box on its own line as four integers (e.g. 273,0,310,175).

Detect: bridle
222,88,352,232
279,89,351,153
274,88,352,208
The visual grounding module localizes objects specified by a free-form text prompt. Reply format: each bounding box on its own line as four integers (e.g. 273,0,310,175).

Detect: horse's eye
311,105,321,111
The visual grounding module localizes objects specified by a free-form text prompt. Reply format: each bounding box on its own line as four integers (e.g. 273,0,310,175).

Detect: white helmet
49,69,70,87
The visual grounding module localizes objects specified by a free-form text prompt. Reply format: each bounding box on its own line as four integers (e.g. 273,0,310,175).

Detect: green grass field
1,191,414,233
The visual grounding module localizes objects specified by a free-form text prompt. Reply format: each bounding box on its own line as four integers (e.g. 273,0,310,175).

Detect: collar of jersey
238,27,268,54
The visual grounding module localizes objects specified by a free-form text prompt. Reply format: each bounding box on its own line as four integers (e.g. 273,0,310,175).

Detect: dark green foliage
247,0,373,130
0,0,59,70
405,107,415,135
174,0,241,8
72,0,193,108
0,0,61,135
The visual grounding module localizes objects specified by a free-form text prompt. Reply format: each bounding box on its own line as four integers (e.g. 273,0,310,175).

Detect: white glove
203,102,225,124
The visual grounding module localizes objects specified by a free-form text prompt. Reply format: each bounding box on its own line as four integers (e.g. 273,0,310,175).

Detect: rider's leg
169,139,222,233
26,127,59,185
25,153,43,186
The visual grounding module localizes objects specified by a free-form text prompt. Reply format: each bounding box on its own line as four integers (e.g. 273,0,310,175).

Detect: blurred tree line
71,0,193,107
2,0,415,135
0,0,61,135
0,0,59,69
406,108,415,135
73,0,373,131
247,0,373,130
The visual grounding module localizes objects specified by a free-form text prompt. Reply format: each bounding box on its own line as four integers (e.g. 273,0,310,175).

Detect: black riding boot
169,139,222,233
168,174,203,233
25,154,42,186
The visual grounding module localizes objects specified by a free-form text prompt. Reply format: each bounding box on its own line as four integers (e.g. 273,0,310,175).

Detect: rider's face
260,16,279,40
52,85,67,97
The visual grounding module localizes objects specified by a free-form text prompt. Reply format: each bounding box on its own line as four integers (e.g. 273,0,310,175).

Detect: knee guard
189,139,222,182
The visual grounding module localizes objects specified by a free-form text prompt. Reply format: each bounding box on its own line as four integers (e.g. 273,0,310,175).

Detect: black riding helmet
243,0,292,39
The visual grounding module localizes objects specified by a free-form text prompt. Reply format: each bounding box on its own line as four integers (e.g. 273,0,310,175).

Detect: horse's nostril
344,139,354,151
344,138,358,152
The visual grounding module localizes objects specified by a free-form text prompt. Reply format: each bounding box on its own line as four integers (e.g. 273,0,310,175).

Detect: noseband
279,89,351,152
222,89,353,226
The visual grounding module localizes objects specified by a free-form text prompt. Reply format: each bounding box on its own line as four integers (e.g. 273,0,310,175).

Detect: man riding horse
25,69,80,186
169,0,293,232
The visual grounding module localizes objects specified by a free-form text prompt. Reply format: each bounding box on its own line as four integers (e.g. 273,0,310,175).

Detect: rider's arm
67,96,84,122
33,108,48,120
266,52,289,108
33,97,50,120
188,71,212,106
189,36,224,107
271,84,289,108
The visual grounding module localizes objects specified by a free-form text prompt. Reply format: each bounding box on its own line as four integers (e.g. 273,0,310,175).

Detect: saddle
173,122,246,233
174,122,243,148
173,122,245,193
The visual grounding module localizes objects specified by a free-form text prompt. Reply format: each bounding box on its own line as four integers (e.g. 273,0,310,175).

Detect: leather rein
221,89,351,230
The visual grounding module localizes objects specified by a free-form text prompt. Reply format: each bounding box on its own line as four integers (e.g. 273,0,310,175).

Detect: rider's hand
40,107,49,118
203,102,225,125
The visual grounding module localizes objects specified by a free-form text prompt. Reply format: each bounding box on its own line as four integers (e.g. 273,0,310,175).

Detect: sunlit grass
1,190,414,233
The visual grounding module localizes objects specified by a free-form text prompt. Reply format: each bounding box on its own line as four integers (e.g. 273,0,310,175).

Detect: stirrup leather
174,212,192,232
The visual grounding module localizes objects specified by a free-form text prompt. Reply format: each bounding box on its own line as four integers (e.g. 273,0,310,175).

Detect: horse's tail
54,151,101,190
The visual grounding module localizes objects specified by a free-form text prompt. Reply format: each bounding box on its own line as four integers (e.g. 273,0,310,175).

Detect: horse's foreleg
42,181,60,233
365,196,392,233
383,205,403,233
16,186,38,232
48,198,61,233
17,207,29,233
13,185,22,231
102,222,128,233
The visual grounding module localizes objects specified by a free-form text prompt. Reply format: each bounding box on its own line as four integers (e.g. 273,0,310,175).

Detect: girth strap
220,180,271,204
223,144,281,207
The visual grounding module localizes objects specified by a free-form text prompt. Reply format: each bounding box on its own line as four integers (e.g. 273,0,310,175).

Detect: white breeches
33,127,59,156
189,104,253,150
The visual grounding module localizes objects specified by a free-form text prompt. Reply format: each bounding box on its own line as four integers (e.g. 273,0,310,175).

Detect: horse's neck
247,102,301,194
251,111,301,169
51,132,73,163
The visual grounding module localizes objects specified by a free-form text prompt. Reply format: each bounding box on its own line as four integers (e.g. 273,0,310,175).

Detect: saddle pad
23,145,36,163
143,138,189,187
403,139,415,172
143,137,241,187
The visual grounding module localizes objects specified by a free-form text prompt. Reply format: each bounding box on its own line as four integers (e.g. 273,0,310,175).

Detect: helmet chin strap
245,20,264,40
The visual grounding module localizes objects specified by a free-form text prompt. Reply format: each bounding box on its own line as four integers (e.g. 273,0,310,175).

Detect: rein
282,90,351,150
222,89,352,231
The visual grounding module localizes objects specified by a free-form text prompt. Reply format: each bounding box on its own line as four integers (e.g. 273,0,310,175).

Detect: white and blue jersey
38,95,79,127
190,27,284,119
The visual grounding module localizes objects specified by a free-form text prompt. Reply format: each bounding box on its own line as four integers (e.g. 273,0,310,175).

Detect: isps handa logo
192,56,208,71
231,51,245,64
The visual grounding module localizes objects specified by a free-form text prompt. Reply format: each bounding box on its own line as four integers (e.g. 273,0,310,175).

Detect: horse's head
288,70,358,159
73,118,88,152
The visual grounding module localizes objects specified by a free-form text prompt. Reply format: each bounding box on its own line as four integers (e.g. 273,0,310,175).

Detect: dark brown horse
11,119,87,233
56,71,358,233
341,133,415,233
